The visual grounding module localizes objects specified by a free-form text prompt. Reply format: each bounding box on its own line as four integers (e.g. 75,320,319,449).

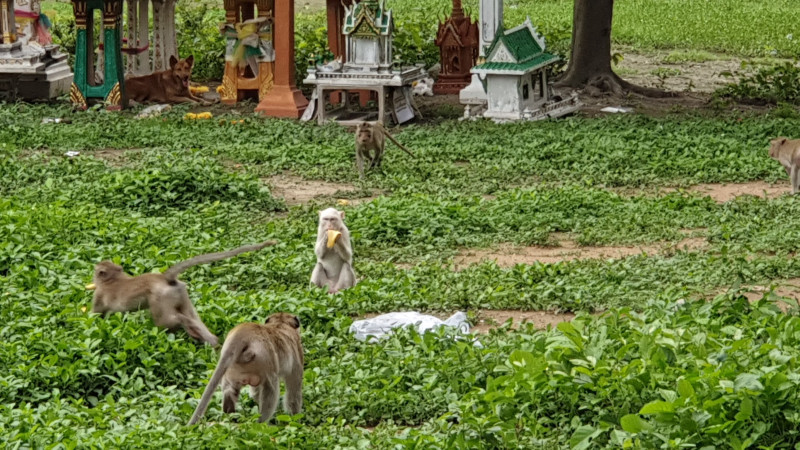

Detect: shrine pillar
1,0,16,44
255,0,307,117
459,0,502,104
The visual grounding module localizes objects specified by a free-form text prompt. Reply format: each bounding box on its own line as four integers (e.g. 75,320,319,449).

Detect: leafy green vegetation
10,0,800,446
715,62,800,105
3,102,800,446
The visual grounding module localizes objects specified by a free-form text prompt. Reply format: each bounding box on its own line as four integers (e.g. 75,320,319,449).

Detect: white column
126,0,137,74
164,0,177,64
152,0,164,71
136,0,149,74
459,0,502,105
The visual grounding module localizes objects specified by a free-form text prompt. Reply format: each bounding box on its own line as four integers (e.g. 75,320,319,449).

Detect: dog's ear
169,55,178,68
185,55,195,67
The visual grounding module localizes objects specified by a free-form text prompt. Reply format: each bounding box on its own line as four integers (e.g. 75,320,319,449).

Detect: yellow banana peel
85,283,96,290
190,86,210,94
326,230,342,249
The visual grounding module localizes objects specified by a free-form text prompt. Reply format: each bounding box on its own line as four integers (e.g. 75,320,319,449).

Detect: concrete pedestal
0,41,72,101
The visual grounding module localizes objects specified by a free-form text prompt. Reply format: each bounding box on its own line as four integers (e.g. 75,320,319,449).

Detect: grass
43,0,800,60
3,103,800,446
9,0,800,446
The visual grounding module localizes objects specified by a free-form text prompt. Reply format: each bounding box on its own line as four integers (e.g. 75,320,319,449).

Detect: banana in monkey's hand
326,230,342,249
85,283,96,290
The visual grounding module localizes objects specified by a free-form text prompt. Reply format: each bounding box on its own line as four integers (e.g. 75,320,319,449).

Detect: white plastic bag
349,311,471,343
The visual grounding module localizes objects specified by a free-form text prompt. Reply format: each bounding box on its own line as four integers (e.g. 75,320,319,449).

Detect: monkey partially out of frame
768,137,800,194
187,312,304,425
354,121,415,179
310,208,356,294
87,240,277,346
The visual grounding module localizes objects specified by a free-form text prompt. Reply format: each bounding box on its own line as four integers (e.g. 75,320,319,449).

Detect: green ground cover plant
42,0,800,84
4,104,800,446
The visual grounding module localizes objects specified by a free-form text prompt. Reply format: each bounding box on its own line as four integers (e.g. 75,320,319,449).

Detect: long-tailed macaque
187,312,304,425
88,241,277,346
310,208,356,294
354,121,415,178
768,137,800,194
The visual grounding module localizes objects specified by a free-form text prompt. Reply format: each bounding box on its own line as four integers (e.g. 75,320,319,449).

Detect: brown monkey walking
354,121,415,178
187,312,304,425
88,240,277,346
768,137,800,194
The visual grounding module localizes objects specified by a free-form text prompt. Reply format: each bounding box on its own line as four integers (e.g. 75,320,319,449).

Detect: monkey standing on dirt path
87,241,277,346
310,208,356,294
768,137,800,194
187,312,304,425
354,121,415,179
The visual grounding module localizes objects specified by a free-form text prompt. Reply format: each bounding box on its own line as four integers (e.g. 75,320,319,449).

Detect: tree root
556,71,679,99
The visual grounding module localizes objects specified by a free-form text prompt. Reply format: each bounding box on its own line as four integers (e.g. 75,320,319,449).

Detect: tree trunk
556,0,675,97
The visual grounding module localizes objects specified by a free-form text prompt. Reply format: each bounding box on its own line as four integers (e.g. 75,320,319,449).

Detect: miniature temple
70,0,127,110
434,0,478,94
218,0,275,105
303,0,424,125
342,0,392,73
0,0,72,101
467,18,580,121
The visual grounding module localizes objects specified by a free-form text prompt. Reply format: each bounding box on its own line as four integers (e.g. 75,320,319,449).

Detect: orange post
255,0,307,117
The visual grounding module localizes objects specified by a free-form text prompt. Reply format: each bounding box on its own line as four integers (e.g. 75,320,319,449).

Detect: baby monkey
187,312,304,425
88,240,277,346
354,121,415,178
768,137,800,194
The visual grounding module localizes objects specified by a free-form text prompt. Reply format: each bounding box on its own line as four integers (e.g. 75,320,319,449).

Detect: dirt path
264,171,383,206
455,233,707,269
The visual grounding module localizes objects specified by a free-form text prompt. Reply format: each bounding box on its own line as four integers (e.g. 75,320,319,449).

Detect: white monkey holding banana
310,208,356,294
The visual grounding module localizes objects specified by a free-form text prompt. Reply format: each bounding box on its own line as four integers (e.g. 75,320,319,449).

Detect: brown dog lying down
125,55,211,105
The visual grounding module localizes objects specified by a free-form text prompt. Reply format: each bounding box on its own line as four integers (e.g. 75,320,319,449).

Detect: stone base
255,84,309,118
459,73,486,105
0,44,73,101
469,94,582,123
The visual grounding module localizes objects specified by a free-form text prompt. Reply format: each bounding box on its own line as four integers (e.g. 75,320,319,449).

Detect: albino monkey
88,241,277,346
187,312,304,425
768,136,800,194
310,208,356,294
354,121,415,178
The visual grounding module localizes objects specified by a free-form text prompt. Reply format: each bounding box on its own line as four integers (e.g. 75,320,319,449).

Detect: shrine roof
483,17,552,66
472,53,560,75
343,0,392,36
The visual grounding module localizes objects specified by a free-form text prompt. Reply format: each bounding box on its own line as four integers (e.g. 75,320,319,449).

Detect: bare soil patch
708,278,800,313
264,171,381,206
664,181,789,203
612,50,741,94
454,235,707,269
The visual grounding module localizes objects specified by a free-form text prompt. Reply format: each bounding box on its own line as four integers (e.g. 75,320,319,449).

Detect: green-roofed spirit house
70,0,127,110
471,17,579,121
302,0,425,125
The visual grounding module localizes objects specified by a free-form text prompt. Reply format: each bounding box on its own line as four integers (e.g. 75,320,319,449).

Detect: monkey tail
187,338,245,425
380,125,416,158
163,240,277,283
